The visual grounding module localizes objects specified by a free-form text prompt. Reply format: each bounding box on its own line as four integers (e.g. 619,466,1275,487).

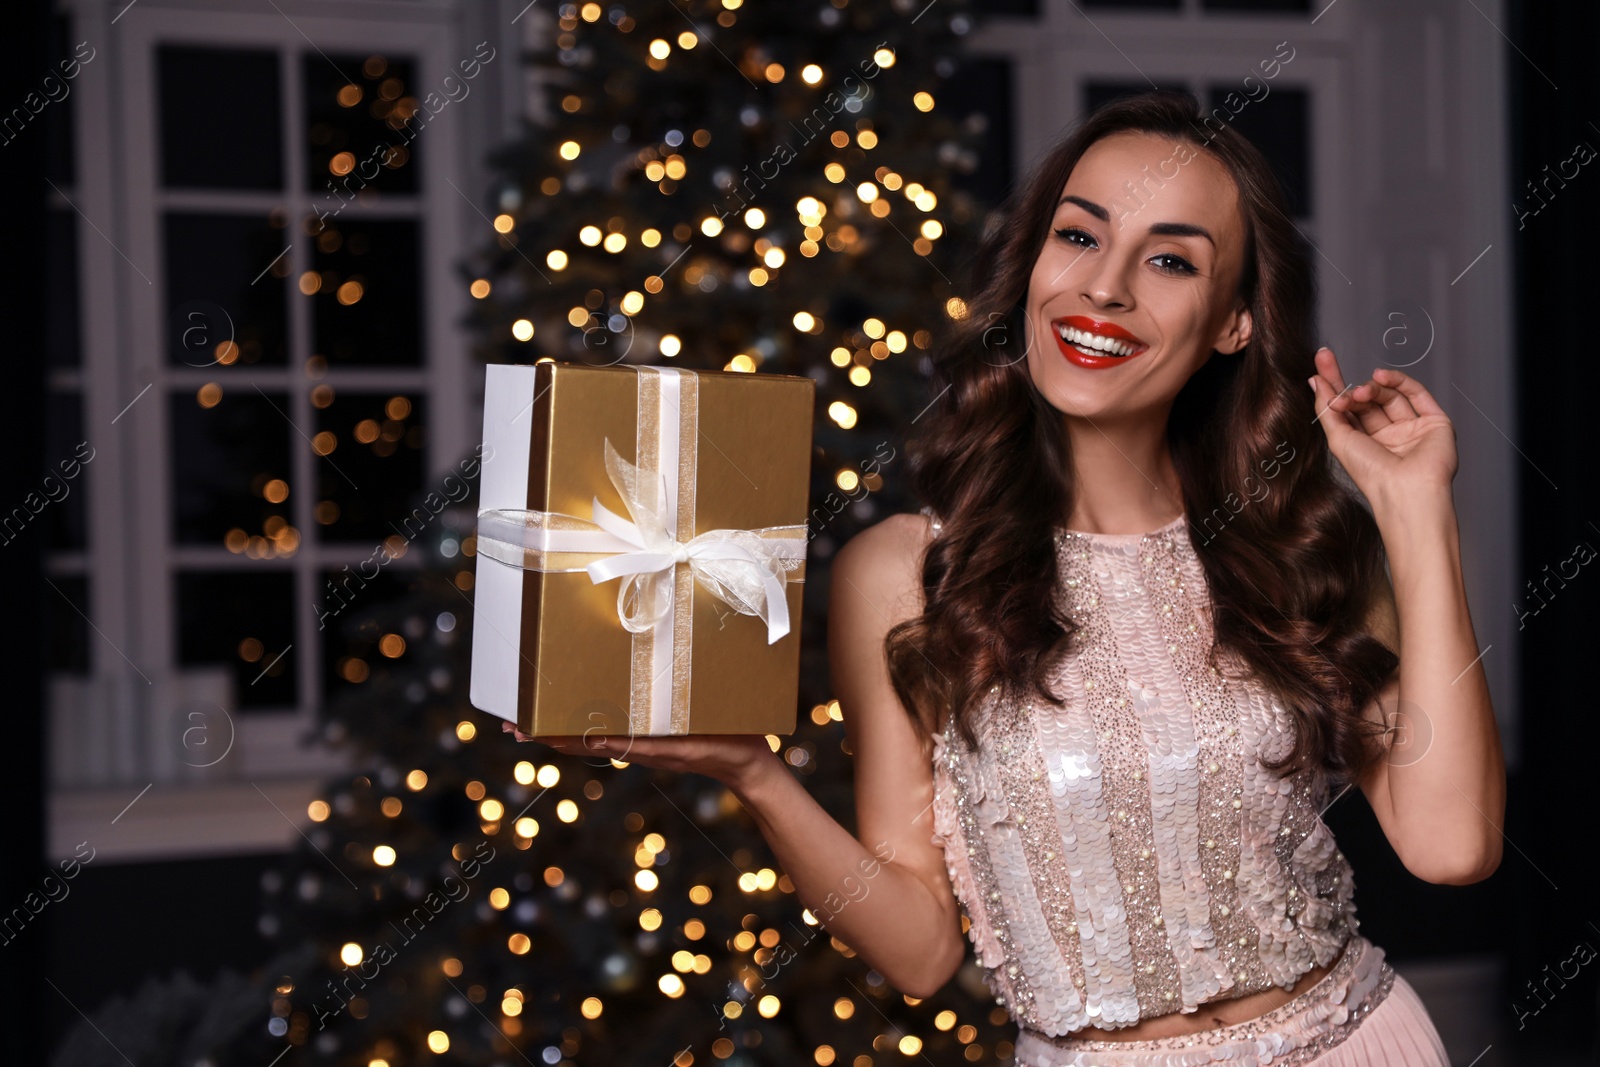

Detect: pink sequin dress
921,508,1450,1066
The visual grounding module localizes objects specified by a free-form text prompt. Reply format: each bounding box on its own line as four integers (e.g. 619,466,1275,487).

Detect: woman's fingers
1373,365,1448,417
1332,379,1407,434
1314,346,1350,393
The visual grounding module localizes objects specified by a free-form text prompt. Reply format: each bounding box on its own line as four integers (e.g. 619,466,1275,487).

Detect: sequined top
921,507,1359,1037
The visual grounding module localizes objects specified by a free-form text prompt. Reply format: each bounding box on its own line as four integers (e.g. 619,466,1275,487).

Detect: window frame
49,0,493,857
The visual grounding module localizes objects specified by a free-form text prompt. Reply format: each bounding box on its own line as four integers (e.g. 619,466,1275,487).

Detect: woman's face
1023,130,1253,423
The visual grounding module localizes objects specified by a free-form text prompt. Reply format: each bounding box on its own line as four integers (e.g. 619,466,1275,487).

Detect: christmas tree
59,1,1020,1063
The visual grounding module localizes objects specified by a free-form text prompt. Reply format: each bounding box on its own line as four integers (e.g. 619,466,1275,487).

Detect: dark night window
158,46,283,191
1082,0,1182,9
312,391,426,542
47,209,80,369
304,53,421,197
985,0,1043,14
47,575,90,675
163,212,290,367
1085,82,1194,116
1203,0,1310,10
310,217,422,366
1205,83,1310,217
43,392,88,552
944,57,1015,207
168,388,292,547
176,570,296,709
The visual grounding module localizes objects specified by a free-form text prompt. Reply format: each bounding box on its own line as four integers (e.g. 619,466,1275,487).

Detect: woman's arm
1355,496,1506,884
1310,348,1506,886
729,512,967,996
530,512,968,997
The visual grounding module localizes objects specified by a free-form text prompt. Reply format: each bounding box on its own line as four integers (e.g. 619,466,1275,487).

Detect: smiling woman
871,89,1501,1064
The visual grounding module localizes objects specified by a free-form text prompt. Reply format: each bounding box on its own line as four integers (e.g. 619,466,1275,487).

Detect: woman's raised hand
1307,346,1459,509
500,720,780,794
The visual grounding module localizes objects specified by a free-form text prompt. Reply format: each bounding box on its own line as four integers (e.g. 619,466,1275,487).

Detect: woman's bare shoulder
831,512,938,622
834,512,937,576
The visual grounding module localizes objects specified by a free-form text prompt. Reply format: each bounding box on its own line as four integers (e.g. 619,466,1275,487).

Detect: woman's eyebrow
1059,195,1108,221
1059,195,1216,246
1148,221,1215,246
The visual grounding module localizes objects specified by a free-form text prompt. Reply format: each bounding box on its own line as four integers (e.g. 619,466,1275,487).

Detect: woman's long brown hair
885,90,1396,785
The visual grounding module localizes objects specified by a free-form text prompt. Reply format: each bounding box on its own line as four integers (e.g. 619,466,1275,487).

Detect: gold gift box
469,361,815,737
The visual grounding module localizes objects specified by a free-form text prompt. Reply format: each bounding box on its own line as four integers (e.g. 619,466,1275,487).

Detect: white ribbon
475,437,804,645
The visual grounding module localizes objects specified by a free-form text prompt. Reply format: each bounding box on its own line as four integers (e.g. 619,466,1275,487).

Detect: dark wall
2,0,54,1063
1504,0,1600,1061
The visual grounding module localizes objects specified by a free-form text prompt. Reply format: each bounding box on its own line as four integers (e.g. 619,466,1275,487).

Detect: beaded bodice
923,509,1359,1037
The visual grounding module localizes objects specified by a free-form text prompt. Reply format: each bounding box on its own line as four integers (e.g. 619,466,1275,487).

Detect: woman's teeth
1057,323,1138,357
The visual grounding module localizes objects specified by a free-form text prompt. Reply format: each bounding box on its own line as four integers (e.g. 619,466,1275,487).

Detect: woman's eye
1150,253,1197,275
1053,226,1095,248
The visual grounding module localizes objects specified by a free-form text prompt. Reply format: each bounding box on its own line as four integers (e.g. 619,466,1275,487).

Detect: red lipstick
1053,315,1150,370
